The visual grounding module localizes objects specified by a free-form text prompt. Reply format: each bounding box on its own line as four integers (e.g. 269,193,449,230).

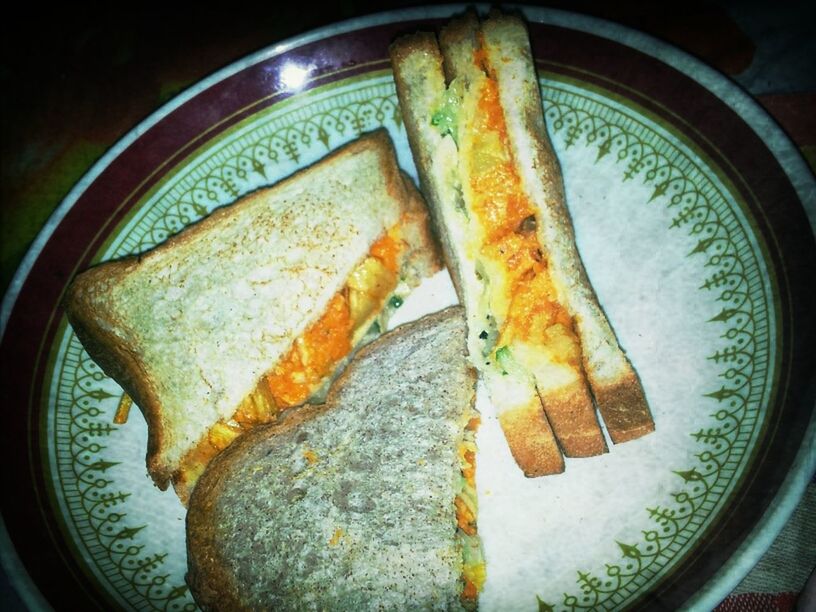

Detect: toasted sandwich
390,12,653,476
186,307,483,610
63,130,441,502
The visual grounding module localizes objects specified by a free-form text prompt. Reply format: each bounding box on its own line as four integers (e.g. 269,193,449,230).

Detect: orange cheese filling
264,291,354,408
462,578,479,604
173,231,404,499
469,65,581,366
456,415,483,605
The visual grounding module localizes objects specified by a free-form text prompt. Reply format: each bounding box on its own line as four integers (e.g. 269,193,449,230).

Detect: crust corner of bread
361,126,393,153
389,30,439,61
343,128,396,173
483,9,528,34
593,372,655,444
439,10,480,44
498,402,565,476
148,457,173,492
537,381,608,458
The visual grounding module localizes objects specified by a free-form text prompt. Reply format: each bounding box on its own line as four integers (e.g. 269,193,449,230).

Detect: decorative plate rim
1,5,814,611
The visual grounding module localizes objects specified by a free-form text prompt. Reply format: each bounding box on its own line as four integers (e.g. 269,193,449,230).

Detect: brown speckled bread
63,130,441,492
186,307,479,611
391,12,653,476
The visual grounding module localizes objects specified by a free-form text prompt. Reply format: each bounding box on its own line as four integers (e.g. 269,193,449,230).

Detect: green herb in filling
430,79,463,143
495,345,512,375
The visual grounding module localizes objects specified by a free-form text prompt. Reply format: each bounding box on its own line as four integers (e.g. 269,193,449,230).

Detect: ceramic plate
2,6,814,611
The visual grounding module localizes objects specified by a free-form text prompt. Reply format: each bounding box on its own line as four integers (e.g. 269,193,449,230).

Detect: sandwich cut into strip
64,130,441,502
391,12,654,477
186,307,485,610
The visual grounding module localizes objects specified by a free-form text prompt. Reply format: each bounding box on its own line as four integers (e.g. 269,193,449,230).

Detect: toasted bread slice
479,14,654,445
391,13,653,475
64,130,440,492
186,307,483,610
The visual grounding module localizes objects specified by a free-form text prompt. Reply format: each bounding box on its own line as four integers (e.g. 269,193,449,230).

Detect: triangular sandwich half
391,12,654,476
64,130,441,501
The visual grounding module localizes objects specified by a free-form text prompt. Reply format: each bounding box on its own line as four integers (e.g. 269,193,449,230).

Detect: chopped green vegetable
430,79,463,143
389,295,403,309
479,319,499,358
495,345,512,375
453,184,469,218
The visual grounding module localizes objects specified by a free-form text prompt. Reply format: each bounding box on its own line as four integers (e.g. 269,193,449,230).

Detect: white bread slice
480,14,654,444
63,130,440,490
186,307,479,610
391,13,653,475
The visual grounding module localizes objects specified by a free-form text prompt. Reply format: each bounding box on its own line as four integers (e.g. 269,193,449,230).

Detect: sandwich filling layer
173,225,408,500
185,308,478,610
460,53,584,386
457,415,485,604
429,35,606,466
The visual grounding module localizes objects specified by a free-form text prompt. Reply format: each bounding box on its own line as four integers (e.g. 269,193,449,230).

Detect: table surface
1,2,814,610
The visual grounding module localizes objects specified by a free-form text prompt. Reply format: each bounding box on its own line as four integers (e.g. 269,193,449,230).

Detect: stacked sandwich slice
391,12,654,476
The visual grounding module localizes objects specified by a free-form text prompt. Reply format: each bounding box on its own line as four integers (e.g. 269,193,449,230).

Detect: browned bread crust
65,258,170,482
538,381,606,457
498,399,564,477
592,373,655,443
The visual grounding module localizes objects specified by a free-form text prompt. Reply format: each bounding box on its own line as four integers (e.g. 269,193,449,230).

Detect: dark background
2,2,814,609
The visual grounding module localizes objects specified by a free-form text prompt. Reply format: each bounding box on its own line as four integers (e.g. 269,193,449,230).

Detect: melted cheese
172,229,405,501
465,64,582,368
265,291,354,407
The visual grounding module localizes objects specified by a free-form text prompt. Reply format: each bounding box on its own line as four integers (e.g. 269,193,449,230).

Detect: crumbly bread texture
390,12,653,475
63,130,440,489
186,307,477,611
